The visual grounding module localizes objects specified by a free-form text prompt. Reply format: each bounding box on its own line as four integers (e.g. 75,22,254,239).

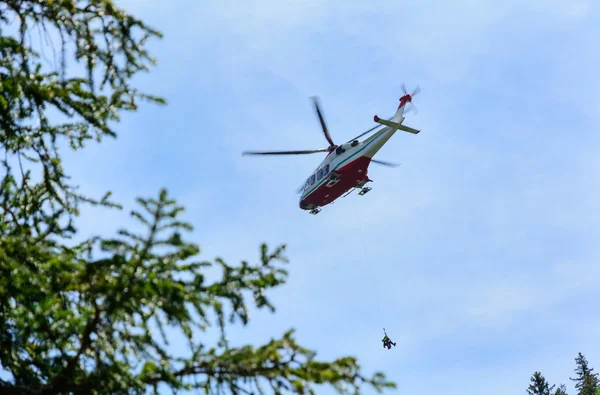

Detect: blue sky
52,0,600,393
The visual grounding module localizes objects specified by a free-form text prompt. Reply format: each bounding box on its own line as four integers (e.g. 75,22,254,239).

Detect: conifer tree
528,371,556,395
555,383,569,395
570,353,599,395
0,1,396,393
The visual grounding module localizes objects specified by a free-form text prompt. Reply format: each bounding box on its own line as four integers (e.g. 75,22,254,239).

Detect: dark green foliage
527,354,600,395
528,371,555,395
0,1,396,394
555,384,569,395
1,0,164,237
570,353,599,395
1,190,394,393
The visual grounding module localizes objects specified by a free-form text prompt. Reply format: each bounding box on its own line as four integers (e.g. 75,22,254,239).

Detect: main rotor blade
311,96,335,147
371,159,400,167
242,148,329,156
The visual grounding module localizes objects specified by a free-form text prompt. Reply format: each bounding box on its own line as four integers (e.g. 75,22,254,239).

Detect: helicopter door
324,164,339,187
326,179,339,187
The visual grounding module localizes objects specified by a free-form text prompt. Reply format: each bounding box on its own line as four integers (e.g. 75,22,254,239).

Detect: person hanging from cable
382,328,396,350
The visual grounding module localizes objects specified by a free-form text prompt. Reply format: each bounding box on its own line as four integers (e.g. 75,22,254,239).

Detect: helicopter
242,85,422,215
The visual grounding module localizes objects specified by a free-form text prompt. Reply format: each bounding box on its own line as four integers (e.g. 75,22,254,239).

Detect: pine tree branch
44,302,101,394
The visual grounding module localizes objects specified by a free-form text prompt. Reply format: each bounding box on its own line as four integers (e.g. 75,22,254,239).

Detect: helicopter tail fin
391,94,411,122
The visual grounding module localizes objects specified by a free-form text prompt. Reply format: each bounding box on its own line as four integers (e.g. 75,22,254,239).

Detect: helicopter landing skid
358,186,372,196
309,208,322,215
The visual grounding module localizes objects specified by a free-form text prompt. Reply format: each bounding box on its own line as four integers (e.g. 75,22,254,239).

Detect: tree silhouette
570,353,599,395
527,371,555,395
0,1,396,393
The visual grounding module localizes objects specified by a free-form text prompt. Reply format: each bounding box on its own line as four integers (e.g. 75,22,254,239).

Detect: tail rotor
401,83,421,114
401,83,421,98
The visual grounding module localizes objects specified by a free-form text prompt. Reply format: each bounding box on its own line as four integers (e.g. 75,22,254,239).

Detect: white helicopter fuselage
299,105,412,210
